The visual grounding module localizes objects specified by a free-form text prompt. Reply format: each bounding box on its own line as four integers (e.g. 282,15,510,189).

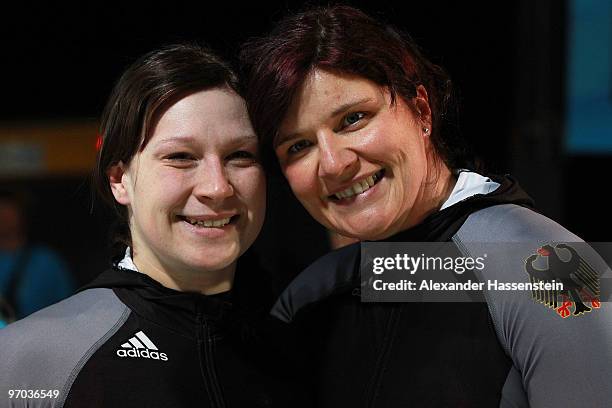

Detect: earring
423,127,429,134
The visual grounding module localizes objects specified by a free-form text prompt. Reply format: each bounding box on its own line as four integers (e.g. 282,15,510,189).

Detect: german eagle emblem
524,243,600,318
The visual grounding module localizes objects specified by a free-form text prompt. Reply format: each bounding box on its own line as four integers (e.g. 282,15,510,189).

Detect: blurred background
0,0,610,315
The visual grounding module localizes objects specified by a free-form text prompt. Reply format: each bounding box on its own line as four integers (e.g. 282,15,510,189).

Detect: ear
107,162,131,206
414,85,432,132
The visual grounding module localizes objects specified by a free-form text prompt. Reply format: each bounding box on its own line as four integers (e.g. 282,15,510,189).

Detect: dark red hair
241,5,473,172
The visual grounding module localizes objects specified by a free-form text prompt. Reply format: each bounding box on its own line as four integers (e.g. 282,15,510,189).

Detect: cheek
377,134,428,180
237,169,267,242
283,161,318,200
136,166,185,194
231,167,267,213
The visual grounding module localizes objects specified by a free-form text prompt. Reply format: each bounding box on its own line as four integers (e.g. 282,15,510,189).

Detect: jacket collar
272,174,535,323
79,252,273,337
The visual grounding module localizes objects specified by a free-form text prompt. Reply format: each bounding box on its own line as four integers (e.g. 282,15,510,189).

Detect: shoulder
1,288,129,338
0,288,130,399
456,203,581,243
454,204,612,406
271,242,360,323
0,288,130,360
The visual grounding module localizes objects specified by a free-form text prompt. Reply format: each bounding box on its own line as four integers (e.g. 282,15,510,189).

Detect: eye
226,150,260,167
165,152,196,161
340,112,366,129
287,139,313,155
226,150,257,160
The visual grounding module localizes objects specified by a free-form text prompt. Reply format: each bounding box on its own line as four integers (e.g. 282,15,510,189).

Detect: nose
193,158,234,200
317,131,358,181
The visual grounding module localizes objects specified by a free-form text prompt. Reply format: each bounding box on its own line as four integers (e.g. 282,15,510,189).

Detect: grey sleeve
0,288,130,408
455,205,612,408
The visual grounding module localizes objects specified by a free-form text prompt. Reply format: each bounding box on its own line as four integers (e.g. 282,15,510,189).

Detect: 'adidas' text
116,330,168,361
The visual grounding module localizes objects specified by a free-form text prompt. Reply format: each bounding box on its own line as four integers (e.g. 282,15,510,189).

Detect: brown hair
241,5,473,173
93,43,241,259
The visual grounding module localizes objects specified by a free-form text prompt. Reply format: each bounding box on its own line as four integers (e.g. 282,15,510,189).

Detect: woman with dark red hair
241,5,612,407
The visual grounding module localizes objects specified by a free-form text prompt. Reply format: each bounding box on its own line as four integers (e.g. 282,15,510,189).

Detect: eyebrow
225,133,258,146
156,134,257,147
155,136,198,146
330,97,373,117
275,97,374,148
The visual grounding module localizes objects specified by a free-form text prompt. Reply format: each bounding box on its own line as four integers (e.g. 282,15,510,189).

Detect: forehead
279,69,384,136
150,87,254,146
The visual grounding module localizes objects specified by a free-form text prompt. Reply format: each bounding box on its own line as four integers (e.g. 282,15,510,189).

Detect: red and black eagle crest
524,243,600,318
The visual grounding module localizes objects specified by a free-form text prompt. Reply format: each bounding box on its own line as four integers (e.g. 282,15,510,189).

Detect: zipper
365,305,402,408
197,307,226,408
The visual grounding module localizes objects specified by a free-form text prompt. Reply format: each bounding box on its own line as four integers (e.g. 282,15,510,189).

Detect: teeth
184,217,231,227
333,171,383,200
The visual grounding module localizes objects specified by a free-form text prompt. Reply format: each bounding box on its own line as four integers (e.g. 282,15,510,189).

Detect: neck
424,163,456,214
431,165,457,211
131,249,235,295
405,161,457,230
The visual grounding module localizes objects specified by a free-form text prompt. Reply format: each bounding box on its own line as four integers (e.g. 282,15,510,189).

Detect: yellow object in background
0,121,98,178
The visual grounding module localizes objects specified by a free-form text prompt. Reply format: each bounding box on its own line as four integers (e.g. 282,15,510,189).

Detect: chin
190,261,236,273
185,251,239,273
333,216,396,241
335,226,382,242
357,231,389,241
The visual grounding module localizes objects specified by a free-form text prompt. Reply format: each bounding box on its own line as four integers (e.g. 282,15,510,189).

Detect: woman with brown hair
241,5,612,407
0,43,308,408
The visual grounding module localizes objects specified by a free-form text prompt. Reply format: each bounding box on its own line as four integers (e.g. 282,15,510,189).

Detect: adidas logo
116,330,168,361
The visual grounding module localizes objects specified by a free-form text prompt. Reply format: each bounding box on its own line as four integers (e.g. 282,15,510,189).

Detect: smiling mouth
177,215,238,228
329,169,386,201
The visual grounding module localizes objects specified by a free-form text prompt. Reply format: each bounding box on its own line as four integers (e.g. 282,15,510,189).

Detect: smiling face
276,69,450,241
109,88,266,293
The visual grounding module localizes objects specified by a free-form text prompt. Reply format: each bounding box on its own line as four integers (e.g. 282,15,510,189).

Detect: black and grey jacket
272,175,612,407
0,256,310,408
